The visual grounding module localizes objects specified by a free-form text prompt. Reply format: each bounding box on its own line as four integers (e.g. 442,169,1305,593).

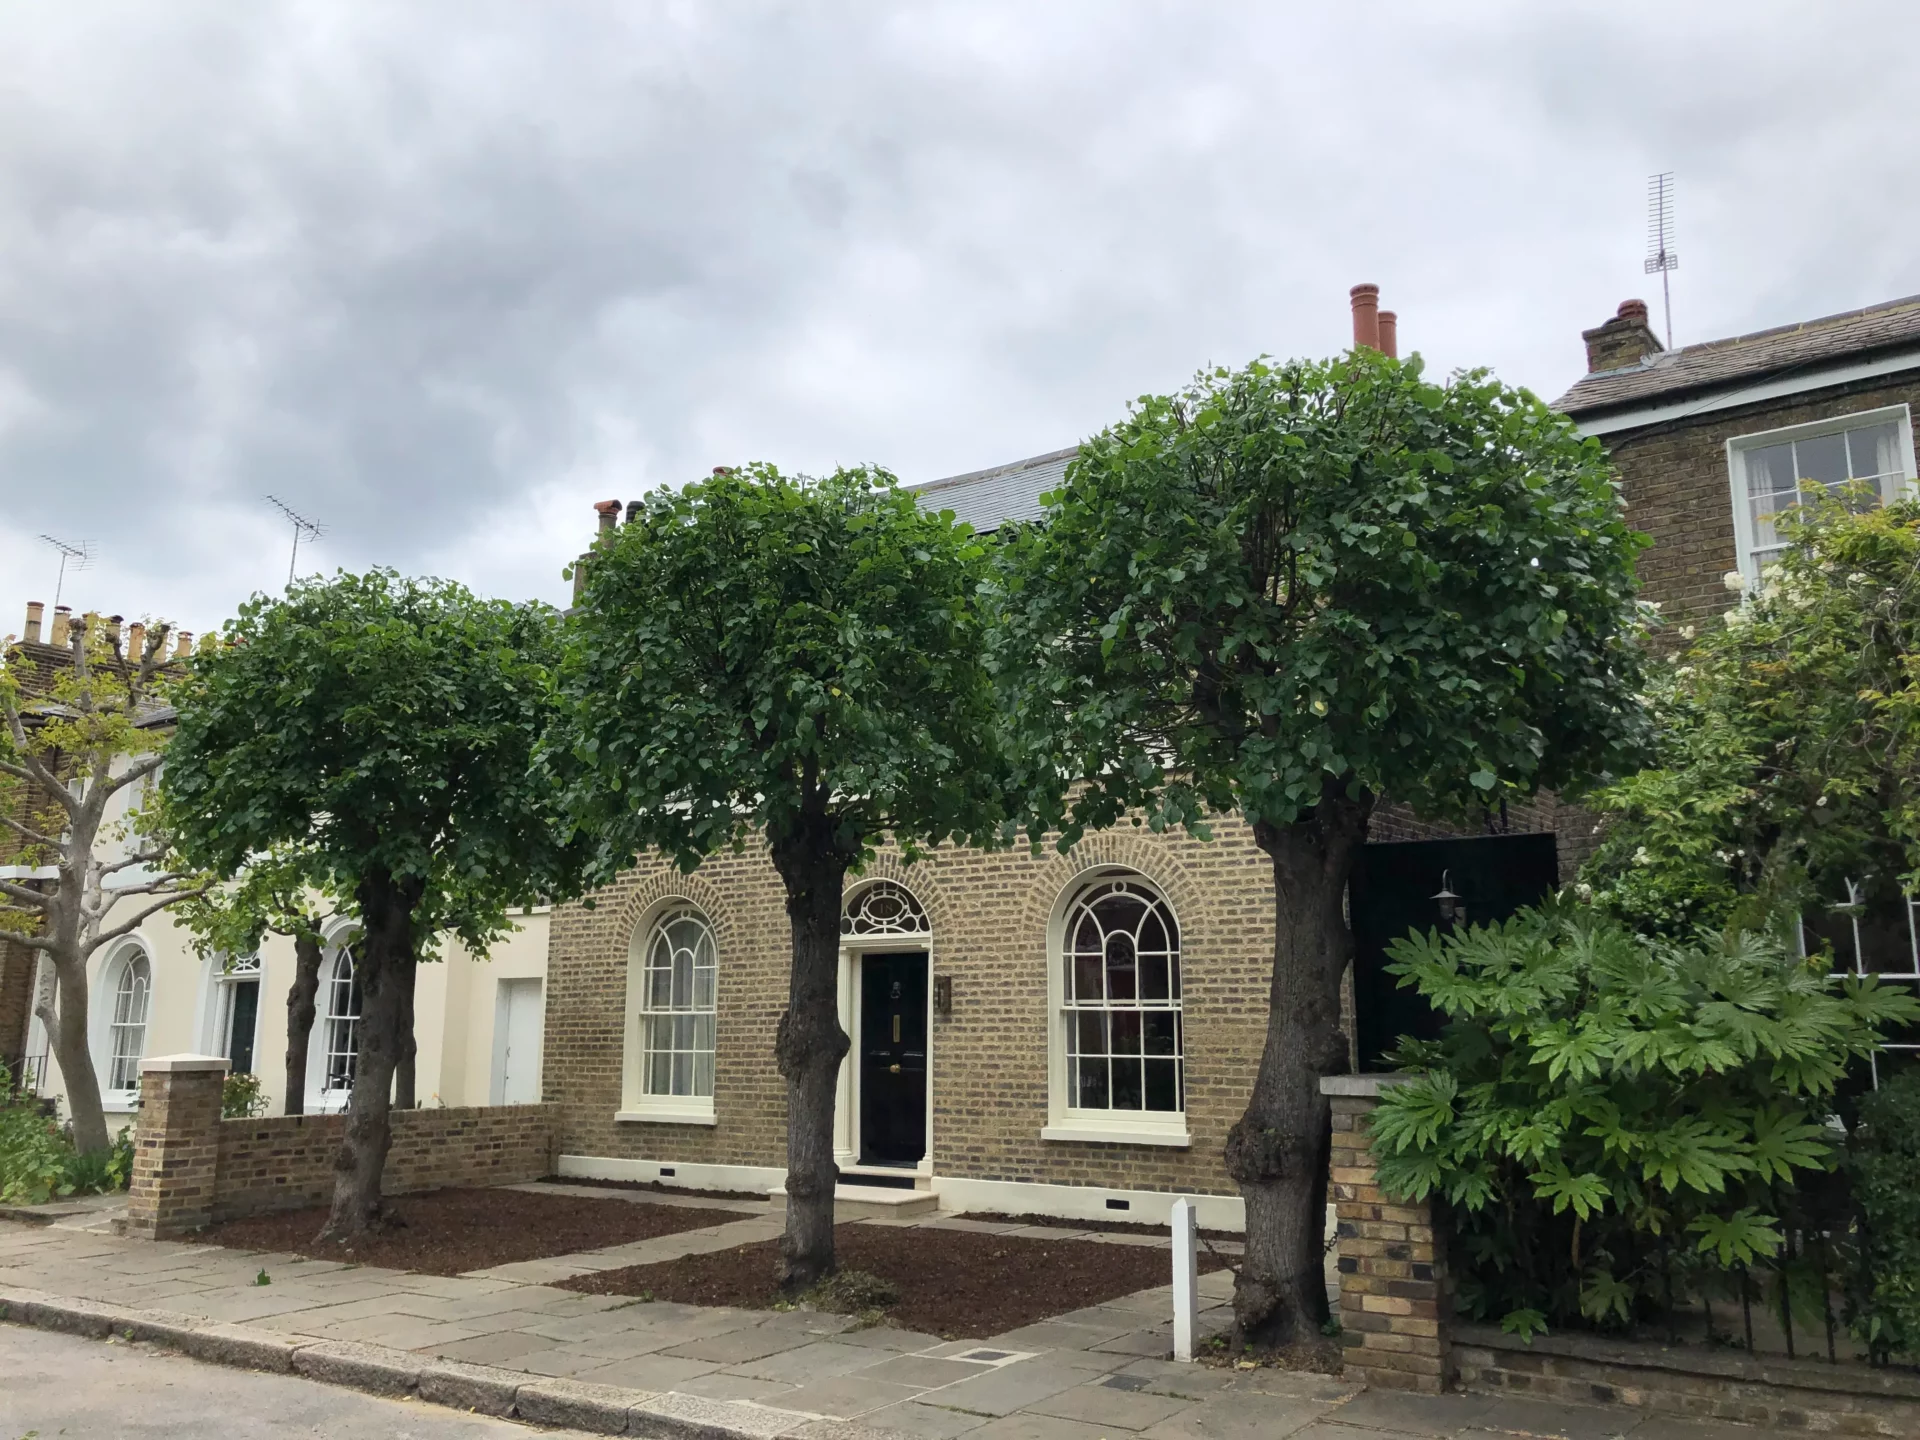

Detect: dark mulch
535,1174,762,1203
559,1221,1226,1339
189,1186,744,1277
963,1210,1242,1243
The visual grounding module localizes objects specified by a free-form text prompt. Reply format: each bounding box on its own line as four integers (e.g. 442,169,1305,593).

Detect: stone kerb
1322,1072,1452,1394
127,1054,230,1239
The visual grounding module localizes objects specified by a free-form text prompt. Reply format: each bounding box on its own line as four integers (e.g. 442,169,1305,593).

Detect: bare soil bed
963,1210,1242,1243
559,1221,1225,1339
536,1174,762,1203
190,1186,744,1276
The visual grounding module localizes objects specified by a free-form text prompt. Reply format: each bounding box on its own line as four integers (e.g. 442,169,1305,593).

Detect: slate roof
910,446,1076,532
1554,292,1920,418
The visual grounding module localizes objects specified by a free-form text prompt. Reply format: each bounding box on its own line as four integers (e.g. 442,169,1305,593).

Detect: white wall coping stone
1320,1072,1414,1098
140,1054,232,1074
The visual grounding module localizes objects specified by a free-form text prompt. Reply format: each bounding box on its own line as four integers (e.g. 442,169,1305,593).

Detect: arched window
1061,875,1182,1115
106,950,152,1094
639,908,717,1099
321,946,362,1094
841,881,931,939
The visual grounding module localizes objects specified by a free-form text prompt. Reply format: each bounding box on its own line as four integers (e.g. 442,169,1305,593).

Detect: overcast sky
4,1,1918,640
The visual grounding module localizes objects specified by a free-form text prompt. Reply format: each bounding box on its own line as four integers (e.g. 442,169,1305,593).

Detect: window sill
102,1097,141,1116
1042,1119,1190,1149
616,1102,716,1127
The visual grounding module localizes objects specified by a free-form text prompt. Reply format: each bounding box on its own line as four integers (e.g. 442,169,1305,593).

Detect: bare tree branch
0,878,55,910
90,886,211,948
102,871,195,897
0,926,55,952
98,847,170,877
0,812,63,849
100,752,164,799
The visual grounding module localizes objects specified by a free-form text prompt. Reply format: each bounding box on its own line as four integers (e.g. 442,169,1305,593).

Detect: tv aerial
1644,172,1679,349
38,534,94,608
263,495,325,588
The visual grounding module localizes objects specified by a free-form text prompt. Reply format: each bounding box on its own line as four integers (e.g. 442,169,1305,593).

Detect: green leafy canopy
556,463,1009,872
162,569,576,951
990,350,1651,841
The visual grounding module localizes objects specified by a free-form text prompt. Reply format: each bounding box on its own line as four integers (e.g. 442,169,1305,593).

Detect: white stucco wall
29,903,549,1123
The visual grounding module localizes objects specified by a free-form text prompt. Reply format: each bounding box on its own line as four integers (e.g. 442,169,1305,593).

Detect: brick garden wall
211,1103,553,1221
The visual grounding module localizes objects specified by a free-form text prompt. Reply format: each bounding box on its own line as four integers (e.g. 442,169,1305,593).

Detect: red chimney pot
1377,310,1398,360
1350,284,1381,352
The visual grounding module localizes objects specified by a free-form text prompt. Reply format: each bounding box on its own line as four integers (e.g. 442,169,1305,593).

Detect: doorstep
768,1185,939,1222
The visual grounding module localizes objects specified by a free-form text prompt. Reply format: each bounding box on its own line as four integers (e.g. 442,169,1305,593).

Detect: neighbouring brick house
1554,291,1920,1065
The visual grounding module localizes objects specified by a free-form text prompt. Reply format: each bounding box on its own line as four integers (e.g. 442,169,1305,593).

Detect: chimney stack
594,500,622,535
1350,284,1381,351
51,606,71,646
23,601,43,644
107,615,124,648
127,621,146,659
175,631,193,659
1582,299,1664,373
1377,310,1398,360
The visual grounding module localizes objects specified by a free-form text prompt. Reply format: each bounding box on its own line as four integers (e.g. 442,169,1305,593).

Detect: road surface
0,1323,594,1439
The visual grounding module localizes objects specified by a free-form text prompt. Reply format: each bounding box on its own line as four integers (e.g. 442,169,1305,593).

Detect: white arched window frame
1043,870,1190,1148
618,903,718,1125
305,940,362,1110
102,945,153,1102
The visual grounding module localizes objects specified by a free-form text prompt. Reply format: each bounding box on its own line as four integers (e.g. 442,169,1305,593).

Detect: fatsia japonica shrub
1368,909,1918,1338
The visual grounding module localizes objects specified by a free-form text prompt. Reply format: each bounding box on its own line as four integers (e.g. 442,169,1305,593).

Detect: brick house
539,289,1617,1227
1555,292,1920,1061
543,288,1920,1224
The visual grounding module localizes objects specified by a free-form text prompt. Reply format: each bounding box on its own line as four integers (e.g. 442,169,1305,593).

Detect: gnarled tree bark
1225,774,1372,1351
394,955,417,1110
319,866,422,1243
768,807,854,1293
282,928,324,1116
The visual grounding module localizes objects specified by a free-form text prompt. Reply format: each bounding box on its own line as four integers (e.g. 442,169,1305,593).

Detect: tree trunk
49,957,111,1156
318,869,420,1244
768,817,854,1293
394,955,417,1110
1225,775,1372,1351
282,928,325,1117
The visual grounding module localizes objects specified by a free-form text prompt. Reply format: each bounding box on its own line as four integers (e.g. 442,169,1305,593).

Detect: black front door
859,951,928,1166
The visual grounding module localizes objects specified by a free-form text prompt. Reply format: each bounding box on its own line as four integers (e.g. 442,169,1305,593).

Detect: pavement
0,1186,1763,1440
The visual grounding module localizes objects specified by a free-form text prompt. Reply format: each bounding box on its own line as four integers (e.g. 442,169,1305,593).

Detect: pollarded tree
994,351,1649,1348
558,464,1008,1290
0,615,209,1153
163,571,577,1239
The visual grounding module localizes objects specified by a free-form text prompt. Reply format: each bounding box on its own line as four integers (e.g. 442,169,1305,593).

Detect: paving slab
680,1370,805,1403
1024,1378,1198,1430
731,1338,908,1385
854,1352,999,1390
959,1413,1116,1440
668,1323,822,1364
1465,1395,1642,1440
775,1372,929,1419
930,1358,1108,1418
1324,1388,1495,1436
430,1328,567,1367
571,1350,725,1391
860,1400,994,1439
1137,1390,1343,1440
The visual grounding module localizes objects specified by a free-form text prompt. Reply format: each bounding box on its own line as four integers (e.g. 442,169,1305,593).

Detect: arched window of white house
639,908,717,1100
321,946,362,1094
1059,874,1183,1120
106,948,153,1095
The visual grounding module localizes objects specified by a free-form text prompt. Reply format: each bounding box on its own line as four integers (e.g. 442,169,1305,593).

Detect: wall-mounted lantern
1431,870,1465,926
933,974,953,1019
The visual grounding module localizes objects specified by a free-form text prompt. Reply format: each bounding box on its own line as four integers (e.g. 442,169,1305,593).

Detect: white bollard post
1171,1197,1198,1362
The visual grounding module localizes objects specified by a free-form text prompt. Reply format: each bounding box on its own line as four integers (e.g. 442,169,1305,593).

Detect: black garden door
1348,833,1559,1072
859,951,928,1166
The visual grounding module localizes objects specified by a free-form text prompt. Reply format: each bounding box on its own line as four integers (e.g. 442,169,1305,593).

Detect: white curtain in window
107,953,152,1092
640,911,717,1097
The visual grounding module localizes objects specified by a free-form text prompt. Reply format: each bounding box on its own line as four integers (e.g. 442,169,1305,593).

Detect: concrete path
0,1204,1762,1440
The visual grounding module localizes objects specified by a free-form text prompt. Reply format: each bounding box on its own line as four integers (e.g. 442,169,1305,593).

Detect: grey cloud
2,1,1918,637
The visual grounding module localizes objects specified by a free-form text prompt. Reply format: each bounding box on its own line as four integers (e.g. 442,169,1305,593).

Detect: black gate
1348,833,1559,1072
